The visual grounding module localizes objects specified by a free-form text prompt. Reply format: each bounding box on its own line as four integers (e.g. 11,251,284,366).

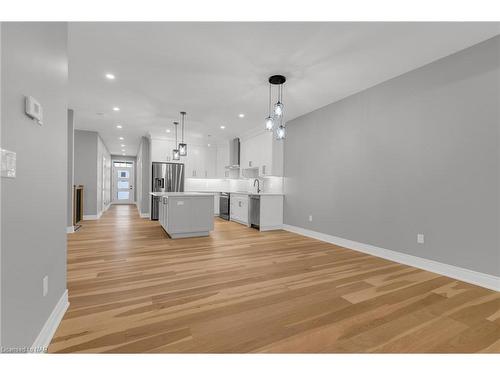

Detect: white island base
152,192,214,239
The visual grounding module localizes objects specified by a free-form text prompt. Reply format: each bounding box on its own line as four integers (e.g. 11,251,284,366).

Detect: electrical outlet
308,215,313,222
43,275,48,297
417,234,425,244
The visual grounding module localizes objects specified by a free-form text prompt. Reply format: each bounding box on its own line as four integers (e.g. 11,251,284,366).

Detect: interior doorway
112,160,135,204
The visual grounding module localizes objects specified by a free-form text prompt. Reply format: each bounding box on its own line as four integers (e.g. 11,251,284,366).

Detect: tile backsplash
185,176,283,194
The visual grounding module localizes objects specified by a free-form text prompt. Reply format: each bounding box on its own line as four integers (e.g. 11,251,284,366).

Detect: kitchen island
151,192,214,238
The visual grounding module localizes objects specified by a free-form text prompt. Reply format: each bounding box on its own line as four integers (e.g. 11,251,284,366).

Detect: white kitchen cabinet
216,144,230,178
240,131,283,177
240,135,259,169
184,144,217,179
205,146,216,178
158,193,214,238
213,192,220,215
230,194,249,225
159,197,165,228
257,195,283,231
150,138,183,164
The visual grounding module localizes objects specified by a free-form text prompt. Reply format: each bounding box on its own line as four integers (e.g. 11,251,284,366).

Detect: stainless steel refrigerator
151,162,184,220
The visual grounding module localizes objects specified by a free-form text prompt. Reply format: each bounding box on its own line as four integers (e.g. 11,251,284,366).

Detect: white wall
97,135,111,212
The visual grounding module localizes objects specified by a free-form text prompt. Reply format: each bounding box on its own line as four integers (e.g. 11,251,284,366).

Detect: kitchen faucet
253,179,261,193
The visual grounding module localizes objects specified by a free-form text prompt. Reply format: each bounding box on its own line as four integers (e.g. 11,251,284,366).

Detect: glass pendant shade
275,125,286,140
274,101,283,117
172,149,180,160
265,116,274,131
179,143,187,156
179,112,188,157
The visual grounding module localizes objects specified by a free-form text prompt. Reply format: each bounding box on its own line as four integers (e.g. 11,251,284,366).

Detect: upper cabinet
240,131,283,177
150,132,282,179
216,143,230,178
150,138,217,179
150,138,180,163
184,144,216,179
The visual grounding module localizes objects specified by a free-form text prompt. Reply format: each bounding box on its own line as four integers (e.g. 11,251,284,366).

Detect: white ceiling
68,22,500,156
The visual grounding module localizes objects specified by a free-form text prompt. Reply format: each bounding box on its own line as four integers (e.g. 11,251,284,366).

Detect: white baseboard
83,211,102,220
31,289,69,352
283,224,500,292
66,226,74,233
135,203,150,218
260,225,283,231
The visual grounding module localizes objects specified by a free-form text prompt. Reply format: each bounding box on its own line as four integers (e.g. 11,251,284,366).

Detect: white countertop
150,192,215,197
230,192,284,196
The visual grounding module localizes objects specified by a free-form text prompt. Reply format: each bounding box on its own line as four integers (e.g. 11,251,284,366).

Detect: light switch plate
417,233,425,244
1,149,16,178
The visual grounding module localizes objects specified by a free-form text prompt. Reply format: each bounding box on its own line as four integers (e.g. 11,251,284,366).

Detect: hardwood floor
49,204,500,353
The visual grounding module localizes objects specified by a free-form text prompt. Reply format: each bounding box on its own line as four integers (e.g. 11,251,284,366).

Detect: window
117,191,129,200
113,161,133,168
118,170,129,179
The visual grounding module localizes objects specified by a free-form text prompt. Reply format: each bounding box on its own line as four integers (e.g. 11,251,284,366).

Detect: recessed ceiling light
122,153,126,156
238,114,245,118
121,149,125,152
120,144,125,147
116,124,122,129
119,137,124,140
166,129,171,133
105,73,115,80
220,125,225,129
113,107,120,111
207,144,211,147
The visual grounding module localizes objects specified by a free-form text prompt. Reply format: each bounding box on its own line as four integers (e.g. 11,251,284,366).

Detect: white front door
112,160,135,204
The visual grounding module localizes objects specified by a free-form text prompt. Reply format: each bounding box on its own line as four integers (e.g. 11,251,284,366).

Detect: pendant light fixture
178,111,187,156
266,75,287,140
264,83,274,131
172,121,180,160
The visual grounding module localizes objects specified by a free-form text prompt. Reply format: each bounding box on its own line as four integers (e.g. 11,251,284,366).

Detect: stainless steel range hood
226,138,240,169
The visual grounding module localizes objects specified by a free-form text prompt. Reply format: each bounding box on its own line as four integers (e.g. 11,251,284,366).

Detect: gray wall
1,22,68,347
67,109,74,227
74,129,98,216
284,36,500,277
136,136,150,215
0,21,3,346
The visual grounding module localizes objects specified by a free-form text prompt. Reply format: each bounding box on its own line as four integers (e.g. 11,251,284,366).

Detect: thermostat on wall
25,96,43,125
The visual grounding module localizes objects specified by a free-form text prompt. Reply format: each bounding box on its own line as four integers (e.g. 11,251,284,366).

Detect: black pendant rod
180,111,186,142
173,121,178,145
268,83,272,116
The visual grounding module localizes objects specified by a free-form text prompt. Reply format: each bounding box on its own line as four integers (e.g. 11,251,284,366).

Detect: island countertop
150,192,215,197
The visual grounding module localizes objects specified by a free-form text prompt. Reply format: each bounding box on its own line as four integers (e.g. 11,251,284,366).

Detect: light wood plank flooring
49,204,500,353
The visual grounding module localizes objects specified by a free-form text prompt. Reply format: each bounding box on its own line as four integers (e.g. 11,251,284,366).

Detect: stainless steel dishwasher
249,195,260,229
